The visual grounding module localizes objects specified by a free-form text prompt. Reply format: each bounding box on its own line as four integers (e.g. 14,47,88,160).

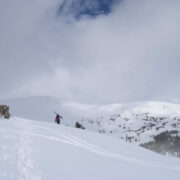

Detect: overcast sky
0,0,180,104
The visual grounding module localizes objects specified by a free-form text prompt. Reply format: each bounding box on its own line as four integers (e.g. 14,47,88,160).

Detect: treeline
140,130,180,157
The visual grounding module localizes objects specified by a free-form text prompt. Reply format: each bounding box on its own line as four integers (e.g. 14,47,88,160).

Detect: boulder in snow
0,105,11,119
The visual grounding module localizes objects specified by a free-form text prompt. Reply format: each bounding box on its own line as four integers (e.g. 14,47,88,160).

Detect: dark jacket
55,114,61,124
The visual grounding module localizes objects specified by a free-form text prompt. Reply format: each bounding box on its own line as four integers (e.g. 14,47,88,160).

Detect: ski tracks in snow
39,125,180,171
20,121,180,172
1,119,180,179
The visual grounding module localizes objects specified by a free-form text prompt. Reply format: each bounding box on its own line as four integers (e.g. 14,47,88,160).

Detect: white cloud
0,0,180,103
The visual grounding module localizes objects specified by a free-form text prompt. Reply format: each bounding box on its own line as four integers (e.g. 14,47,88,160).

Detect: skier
55,113,63,124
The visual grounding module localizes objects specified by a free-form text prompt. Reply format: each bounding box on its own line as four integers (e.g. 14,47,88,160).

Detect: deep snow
0,117,180,180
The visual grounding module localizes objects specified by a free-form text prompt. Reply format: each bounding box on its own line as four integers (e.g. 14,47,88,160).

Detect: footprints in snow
0,121,44,180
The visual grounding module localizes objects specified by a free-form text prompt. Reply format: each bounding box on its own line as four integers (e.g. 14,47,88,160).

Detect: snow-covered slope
1,96,180,145
79,101,180,144
0,117,180,180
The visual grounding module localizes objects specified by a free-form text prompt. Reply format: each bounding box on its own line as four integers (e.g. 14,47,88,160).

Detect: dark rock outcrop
0,105,11,119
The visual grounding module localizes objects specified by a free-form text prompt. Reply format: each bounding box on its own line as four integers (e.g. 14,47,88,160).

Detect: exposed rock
0,105,11,119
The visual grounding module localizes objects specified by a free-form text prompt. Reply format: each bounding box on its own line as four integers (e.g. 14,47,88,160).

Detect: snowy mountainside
77,101,180,157
0,117,180,180
79,102,180,144
1,97,180,155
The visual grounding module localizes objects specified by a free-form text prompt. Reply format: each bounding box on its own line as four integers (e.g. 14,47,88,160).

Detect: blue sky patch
58,0,120,19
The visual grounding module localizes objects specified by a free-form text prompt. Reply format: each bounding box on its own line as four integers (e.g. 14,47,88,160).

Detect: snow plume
0,0,180,103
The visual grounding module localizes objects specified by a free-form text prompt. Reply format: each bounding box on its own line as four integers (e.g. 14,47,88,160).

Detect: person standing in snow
55,113,63,124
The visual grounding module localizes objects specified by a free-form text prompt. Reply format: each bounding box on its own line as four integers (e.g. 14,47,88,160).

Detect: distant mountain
78,101,180,157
